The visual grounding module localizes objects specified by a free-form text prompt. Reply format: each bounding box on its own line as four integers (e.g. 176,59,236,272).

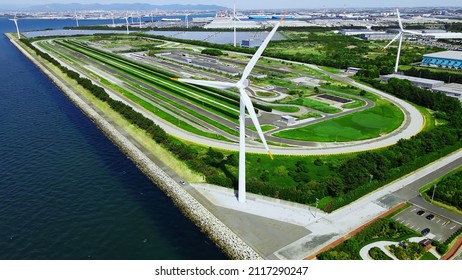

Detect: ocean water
0,17,226,260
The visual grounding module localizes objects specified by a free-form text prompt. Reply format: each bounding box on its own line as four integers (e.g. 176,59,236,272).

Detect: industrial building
381,74,462,102
241,39,262,48
433,83,462,101
380,74,444,89
420,51,462,70
339,29,383,36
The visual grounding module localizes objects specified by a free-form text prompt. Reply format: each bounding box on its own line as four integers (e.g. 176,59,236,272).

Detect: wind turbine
74,11,79,27
232,4,241,47
12,13,20,39
173,17,284,203
185,12,190,29
124,13,130,35
384,9,420,73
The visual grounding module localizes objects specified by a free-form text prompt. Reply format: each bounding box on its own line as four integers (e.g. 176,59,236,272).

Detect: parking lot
393,206,462,243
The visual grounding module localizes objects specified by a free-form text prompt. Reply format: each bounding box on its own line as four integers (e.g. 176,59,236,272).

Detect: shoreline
7,33,262,260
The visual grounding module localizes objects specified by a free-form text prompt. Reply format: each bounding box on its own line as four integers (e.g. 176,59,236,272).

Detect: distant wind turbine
111,12,115,28
13,13,20,39
384,9,420,73
124,13,130,35
185,12,190,29
74,11,79,27
232,4,242,47
173,17,285,203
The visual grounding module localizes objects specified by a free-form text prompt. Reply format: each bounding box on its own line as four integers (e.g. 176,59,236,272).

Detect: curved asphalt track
36,40,424,156
163,62,424,156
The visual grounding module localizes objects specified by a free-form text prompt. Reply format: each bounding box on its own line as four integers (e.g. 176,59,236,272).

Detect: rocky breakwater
9,34,262,260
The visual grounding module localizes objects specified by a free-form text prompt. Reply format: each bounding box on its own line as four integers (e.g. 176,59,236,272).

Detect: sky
2,0,461,10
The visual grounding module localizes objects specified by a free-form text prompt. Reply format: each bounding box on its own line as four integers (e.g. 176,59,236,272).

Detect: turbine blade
384,33,401,49
404,30,421,35
397,9,404,30
173,78,235,89
238,16,284,84
240,88,273,159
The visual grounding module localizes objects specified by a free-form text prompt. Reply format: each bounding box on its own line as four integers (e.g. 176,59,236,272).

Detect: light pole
431,184,437,204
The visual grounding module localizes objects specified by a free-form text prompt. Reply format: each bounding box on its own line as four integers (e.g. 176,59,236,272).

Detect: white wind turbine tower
13,13,20,39
185,12,190,29
111,12,115,28
232,4,241,47
74,11,79,27
174,17,285,203
124,13,130,35
384,9,420,73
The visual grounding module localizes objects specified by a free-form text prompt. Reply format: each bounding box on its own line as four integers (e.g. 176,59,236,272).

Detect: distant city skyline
2,0,462,10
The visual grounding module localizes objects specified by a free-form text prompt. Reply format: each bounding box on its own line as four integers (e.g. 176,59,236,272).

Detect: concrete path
359,241,399,260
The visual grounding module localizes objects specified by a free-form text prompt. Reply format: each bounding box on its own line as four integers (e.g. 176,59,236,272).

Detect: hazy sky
3,0,461,10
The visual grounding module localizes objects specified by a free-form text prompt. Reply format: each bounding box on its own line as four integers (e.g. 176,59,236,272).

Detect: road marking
451,225,456,230
438,238,442,242
405,222,410,226
411,208,417,212
396,217,401,221
416,227,420,231
436,219,441,223
410,225,415,229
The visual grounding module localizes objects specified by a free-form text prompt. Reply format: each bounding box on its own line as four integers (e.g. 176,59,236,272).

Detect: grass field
287,97,342,114
273,100,404,142
420,252,438,260
247,125,276,132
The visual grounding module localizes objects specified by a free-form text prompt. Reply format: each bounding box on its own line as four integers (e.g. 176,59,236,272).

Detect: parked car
416,210,425,216
426,214,435,220
421,228,430,235
179,180,185,185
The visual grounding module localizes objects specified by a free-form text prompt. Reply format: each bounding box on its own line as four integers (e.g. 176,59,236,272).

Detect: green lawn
247,125,276,132
287,97,342,114
420,252,438,260
273,100,404,142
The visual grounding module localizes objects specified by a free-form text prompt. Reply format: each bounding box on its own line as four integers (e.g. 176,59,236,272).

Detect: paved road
271,149,462,259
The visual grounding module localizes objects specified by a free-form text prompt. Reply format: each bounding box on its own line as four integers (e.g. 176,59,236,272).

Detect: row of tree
426,171,462,210
404,67,462,84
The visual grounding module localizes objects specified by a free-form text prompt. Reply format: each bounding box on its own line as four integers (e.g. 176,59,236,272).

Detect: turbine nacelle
236,79,249,89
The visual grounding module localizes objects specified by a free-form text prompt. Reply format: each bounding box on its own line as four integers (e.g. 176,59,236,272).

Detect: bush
201,48,225,56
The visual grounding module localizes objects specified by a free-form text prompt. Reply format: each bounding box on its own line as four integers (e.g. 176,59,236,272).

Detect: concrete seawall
8,34,262,260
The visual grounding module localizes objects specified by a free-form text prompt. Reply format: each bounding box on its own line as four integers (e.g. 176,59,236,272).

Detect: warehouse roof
423,50,462,60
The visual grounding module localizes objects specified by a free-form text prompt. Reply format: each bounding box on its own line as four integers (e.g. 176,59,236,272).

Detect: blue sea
0,17,226,260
